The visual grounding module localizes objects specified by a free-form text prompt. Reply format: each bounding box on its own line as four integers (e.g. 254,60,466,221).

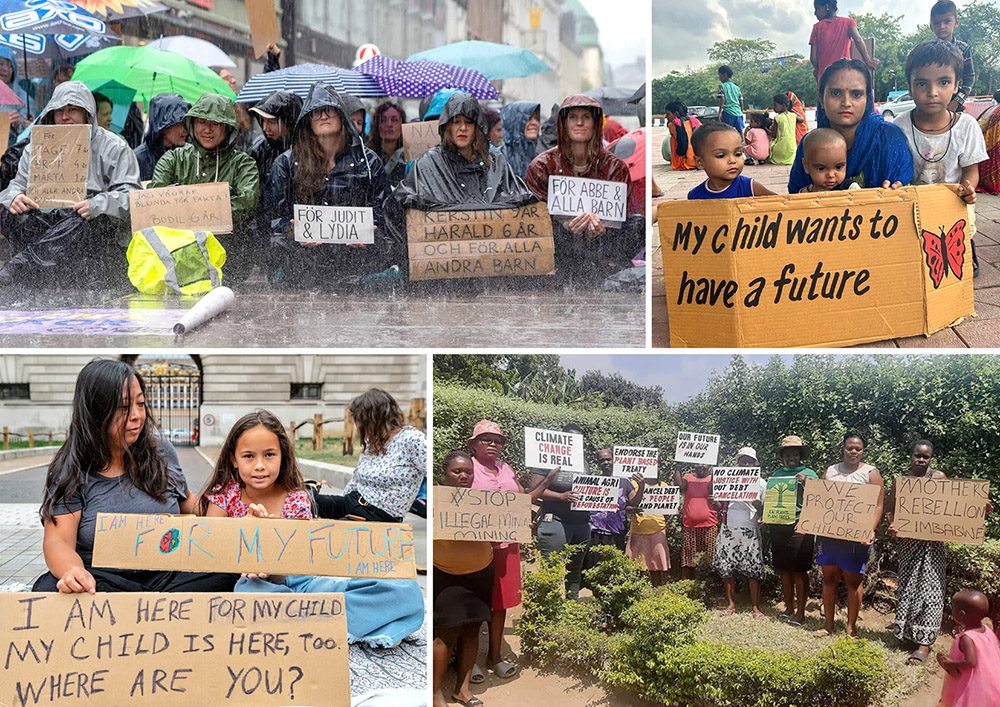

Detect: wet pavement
651,126,1000,348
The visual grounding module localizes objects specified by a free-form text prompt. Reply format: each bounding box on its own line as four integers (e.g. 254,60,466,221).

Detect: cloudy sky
580,0,648,67
652,0,997,75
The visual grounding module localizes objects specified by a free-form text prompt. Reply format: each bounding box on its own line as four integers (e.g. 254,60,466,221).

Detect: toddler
687,123,776,199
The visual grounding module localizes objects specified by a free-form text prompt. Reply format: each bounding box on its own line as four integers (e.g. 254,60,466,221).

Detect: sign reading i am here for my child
674,431,720,465
658,185,975,347
612,446,659,479
433,486,533,544
523,426,585,472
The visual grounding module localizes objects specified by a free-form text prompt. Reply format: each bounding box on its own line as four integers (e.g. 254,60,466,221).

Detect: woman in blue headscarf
499,101,540,179
789,58,913,193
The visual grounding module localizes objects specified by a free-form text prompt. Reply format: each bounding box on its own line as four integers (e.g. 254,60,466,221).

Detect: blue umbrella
236,63,385,103
0,0,117,37
406,40,551,80
353,55,497,100
0,30,118,60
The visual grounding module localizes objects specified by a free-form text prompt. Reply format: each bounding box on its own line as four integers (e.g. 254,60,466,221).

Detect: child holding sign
937,590,1000,706
674,463,718,579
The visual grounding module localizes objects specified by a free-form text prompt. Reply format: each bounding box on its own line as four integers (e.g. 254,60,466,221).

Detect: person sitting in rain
0,81,141,288
248,89,302,185
499,101,541,180
133,93,190,182
149,94,259,284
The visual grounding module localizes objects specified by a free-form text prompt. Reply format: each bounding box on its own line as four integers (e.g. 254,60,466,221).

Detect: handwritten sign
130,183,233,234
91,514,416,579
797,479,881,541
658,185,976,347
293,205,374,244
406,204,555,281
547,175,627,226
613,446,659,479
570,475,620,511
523,426,585,472
674,431,720,465
763,477,797,525
713,467,762,501
0,112,9,156
638,485,680,515
894,477,990,544
433,486,532,543
27,125,89,207
246,0,281,58
401,120,440,161
0,592,349,706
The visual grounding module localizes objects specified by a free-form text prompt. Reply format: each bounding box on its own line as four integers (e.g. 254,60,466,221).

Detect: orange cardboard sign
894,476,990,544
246,0,281,59
130,183,233,234
433,486,533,543
797,478,881,541
401,120,440,162
27,124,89,207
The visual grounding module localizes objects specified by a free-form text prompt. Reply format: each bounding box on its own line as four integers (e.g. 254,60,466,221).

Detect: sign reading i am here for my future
523,426,585,472
433,486,532,544
658,185,976,347
894,476,990,544
401,120,440,162
0,592,349,707
406,203,555,281
638,485,680,515
293,205,375,244
713,467,763,501
797,478,882,541
91,514,416,579
612,446,659,479
570,475,621,511
27,125,89,208
763,477,797,525
674,431,720,465
130,183,233,234
546,175,627,226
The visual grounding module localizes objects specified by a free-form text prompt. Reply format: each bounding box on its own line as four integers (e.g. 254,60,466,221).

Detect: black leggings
32,567,239,593
313,490,402,522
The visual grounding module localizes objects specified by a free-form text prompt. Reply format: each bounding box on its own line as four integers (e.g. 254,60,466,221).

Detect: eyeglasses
310,107,335,120
479,438,505,447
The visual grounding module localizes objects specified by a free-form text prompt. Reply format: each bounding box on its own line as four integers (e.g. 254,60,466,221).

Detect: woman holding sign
674,463,718,580
814,433,884,638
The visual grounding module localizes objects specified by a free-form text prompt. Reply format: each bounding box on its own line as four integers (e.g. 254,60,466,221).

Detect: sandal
778,613,790,622
908,649,930,664
489,659,517,679
453,698,485,707
787,618,804,627
813,628,832,638
752,610,767,620
720,607,736,617
470,664,485,684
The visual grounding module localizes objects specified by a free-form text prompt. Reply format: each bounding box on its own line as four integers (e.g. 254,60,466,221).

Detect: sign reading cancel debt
293,205,375,244
797,478,881,542
547,175,627,225
658,184,975,347
406,204,555,280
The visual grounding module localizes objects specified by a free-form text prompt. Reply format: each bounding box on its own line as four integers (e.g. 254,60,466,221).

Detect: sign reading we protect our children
673,431,720,465
524,427,585,472
658,185,975,347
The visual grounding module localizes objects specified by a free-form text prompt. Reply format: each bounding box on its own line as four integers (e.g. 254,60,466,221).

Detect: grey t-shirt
50,438,189,566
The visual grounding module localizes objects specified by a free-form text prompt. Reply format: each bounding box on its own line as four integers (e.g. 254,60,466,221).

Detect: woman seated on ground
499,101,541,180
978,90,1000,195
368,101,407,189
264,82,391,288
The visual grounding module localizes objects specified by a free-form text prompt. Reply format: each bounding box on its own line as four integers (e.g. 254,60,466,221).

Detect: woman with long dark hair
34,359,236,593
367,101,407,188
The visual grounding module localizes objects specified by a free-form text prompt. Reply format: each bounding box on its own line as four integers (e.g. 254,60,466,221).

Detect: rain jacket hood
38,81,96,133
339,94,365,124
436,92,485,138
0,48,27,118
556,94,604,160
500,101,540,179
423,88,462,121
184,93,239,152
292,82,365,151
248,90,302,181
134,93,190,181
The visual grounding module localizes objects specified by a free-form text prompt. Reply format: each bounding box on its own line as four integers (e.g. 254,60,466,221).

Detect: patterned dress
206,478,312,519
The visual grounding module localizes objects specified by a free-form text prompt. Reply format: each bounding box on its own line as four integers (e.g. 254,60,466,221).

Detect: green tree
955,0,1000,93
577,371,666,411
707,38,777,73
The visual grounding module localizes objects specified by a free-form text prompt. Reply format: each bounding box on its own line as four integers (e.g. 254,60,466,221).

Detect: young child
937,589,1000,706
810,0,877,85
717,65,745,131
743,112,771,165
930,0,975,113
687,123,776,199
798,128,858,192
768,93,803,165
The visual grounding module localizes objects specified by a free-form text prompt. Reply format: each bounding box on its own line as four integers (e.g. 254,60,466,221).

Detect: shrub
811,638,892,706
582,546,652,628
531,601,620,676
945,539,1000,625
518,549,568,658
616,590,706,658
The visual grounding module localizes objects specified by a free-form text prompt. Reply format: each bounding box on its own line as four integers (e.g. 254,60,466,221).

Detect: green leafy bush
945,539,1000,625
518,550,568,658
530,601,620,675
811,638,892,706
582,546,652,628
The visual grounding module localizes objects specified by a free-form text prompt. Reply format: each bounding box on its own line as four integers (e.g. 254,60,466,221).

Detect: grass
294,437,358,467
1,440,62,450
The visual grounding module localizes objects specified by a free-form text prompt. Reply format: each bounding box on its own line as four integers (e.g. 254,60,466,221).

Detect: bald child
798,128,858,193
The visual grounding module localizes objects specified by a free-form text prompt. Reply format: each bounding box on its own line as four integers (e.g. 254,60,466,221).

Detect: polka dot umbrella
353,55,497,100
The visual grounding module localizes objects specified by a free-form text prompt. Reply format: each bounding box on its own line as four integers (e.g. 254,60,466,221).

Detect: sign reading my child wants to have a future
571,475,621,511
713,467,762,501
893,476,990,544
0,592,350,707
658,185,976,347
674,431,720,465
546,175,627,227
763,477,798,525
406,204,555,281
433,486,533,544
523,426,585,472
27,125,89,208
293,205,375,244
797,478,882,541
638,485,680,515
612,446,659,479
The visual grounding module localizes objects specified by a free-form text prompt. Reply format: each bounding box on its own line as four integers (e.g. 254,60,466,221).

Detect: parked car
689,105,720,123
170,428,190,440
880,93,915,119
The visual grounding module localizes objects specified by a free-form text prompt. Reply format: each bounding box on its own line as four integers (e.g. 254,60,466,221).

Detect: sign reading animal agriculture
523,426,585,472
674,431,720,465
638,485,680,515
893,477,990,544
293,205,375,244
91,514,416,579
547,175,627,225
658,185,976,347
27,125,89,207
713,467,762,501
570,475,620,511
406,204,555,280
0,592,349,706
433,486,532,543
797,479,882,542
130,183,233,234
612,446,659,479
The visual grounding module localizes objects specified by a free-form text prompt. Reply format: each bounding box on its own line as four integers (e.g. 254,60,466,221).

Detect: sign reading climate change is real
658,185,975,347
524,427,585,472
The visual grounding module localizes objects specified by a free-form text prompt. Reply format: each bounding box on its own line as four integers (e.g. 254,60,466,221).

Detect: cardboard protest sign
293,205,375,244
638,485,680,515
713,467,762,501
0,592,349,706
674,431,720,465
433,486,532,543
401,120,440,161
130,183,233,234
91,514,416,579
658,185,976,347
570,475,621,511
0,112,9,156
246,0,281,58
894,476,990,544
612,446,659,479
27,125,89,207
547,175,627,226
406,204,555,280
797,478,882,541
763,477,797,525
523,426,585,472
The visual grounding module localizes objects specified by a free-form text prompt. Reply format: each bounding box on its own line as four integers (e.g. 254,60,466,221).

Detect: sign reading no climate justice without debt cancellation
612,446,659,479
433,486,533,544
674,431,720,465
523,427,585,472
712,467,762,501
893,477,990,544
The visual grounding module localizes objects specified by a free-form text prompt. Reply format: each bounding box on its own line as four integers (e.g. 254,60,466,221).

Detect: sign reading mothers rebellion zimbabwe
658,185,975,347
638,485,680,515
713,467,763,501
797,478,882,542
893,476,990,544
570,475,621,511
433,486,533,544
523,426,585,472
613,446,659,479
674,431,720,465
1,592,350,707
406,204,555,281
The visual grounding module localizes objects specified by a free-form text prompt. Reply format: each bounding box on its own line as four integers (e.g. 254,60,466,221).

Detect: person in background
590,447,645,552
92,93,113,132
483,106,502,147
674,463,717,579
249,89,303,184
743,112,771,165
133,93,190,182
767,92,802,165
499,101,541,179
717,65,745,131
930,0,975,113
368,101,407,188
663,100,699,171
340,94,368,137
217,68,255,153
0,51,28,136
810,0,877,89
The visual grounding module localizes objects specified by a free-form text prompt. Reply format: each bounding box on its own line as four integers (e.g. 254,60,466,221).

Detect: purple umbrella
353,55,498,100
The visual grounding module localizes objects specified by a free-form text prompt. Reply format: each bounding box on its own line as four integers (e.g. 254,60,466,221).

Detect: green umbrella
71,45,235,109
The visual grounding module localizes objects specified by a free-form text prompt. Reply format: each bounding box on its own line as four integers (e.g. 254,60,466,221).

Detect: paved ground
651,126,1000,348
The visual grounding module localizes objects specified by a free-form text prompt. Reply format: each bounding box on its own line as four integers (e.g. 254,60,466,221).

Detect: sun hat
778,435,808,454
467,419,506,445
736,446,758,464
